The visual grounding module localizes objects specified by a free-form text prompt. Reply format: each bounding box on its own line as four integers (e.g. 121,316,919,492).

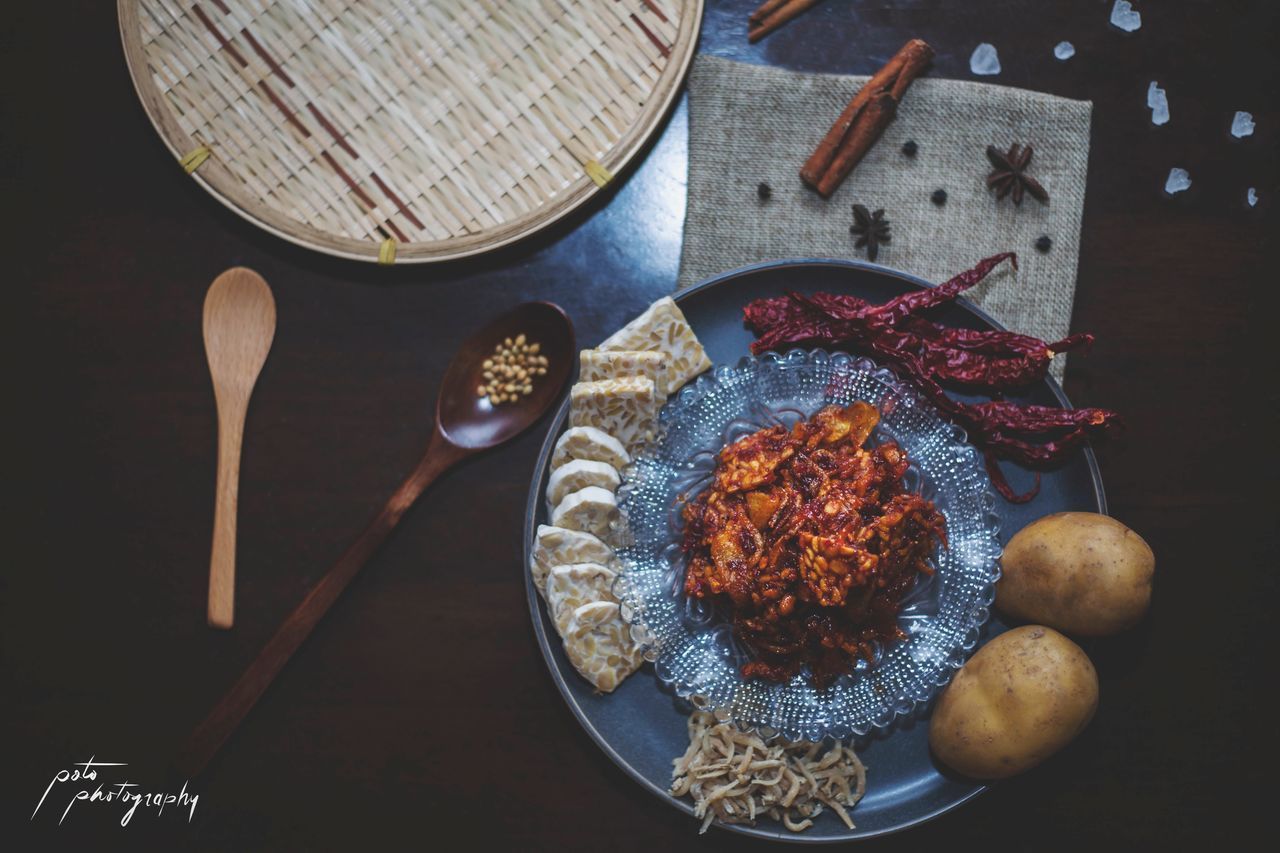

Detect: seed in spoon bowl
478,334,550,404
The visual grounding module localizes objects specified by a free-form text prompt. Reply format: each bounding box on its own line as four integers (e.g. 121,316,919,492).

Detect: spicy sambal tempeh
682,402,946,688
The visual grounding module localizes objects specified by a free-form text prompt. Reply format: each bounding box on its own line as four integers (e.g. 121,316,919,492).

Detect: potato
929,626,1098,779
998,512,1154,637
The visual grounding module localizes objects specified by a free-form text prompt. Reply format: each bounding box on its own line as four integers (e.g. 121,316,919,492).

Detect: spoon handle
208,400,247,629
178,426,469,777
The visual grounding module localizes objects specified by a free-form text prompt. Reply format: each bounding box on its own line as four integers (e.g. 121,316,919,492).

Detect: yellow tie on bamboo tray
181,145,212,174
377,238,397,266
585,159,613,188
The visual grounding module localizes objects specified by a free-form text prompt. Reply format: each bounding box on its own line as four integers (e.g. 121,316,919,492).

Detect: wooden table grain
5,1,1276,849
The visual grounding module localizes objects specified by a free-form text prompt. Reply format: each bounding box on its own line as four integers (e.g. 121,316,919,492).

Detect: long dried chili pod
768,301,1084,389
925,352,1057,388
793,291,873,321
909,324,1092,357
976,426,1110,466
905,327,1094,389
903,327,1088,390
985,452,1041,503
743,294,815,331
1046,333,1094,356
963,401,1123,436
863,339,1120,464
865,252,1017,324
905,322,1052,355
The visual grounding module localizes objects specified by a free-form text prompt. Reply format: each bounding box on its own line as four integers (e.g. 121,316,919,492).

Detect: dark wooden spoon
178,301,574,776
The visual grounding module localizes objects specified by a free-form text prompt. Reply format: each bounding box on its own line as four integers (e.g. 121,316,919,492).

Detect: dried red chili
742,253,1121,502
755,269,1093,392
870,323,1093,389
862,252,1018,325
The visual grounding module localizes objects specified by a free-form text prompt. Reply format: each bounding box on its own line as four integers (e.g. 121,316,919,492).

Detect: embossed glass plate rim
615,348,1003,741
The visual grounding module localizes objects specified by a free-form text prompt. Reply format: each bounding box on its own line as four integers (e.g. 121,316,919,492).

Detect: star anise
849,204,891,262
986,143,1049,205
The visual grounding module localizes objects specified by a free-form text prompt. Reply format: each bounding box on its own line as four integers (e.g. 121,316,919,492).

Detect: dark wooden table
6,1,1276,849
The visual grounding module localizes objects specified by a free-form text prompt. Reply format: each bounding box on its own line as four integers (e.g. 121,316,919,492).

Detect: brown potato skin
929,626,1098,779
997,512,1154,637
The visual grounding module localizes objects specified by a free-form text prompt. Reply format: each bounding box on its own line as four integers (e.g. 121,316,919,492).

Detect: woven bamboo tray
119,0,702,264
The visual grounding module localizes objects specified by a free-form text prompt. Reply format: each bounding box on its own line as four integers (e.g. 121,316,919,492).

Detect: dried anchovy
671,711,867,834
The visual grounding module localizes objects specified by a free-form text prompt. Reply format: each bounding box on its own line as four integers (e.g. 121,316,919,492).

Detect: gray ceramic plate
523,259,1106,842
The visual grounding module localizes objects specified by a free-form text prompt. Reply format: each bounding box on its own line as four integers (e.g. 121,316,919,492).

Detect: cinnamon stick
815,93,898,197
748,0,823,43
749,0,789,26
800,39,934,197
799,47,914,187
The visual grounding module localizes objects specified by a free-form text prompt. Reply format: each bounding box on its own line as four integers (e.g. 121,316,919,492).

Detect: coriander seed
479,334,549,405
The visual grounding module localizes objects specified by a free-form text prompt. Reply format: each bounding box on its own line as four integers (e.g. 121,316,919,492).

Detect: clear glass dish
615,349,1001,742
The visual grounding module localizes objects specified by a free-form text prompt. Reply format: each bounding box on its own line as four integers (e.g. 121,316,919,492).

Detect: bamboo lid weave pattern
119,0,702,263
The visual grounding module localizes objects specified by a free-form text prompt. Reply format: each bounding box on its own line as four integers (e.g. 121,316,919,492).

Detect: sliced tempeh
551,425,631,471
551,486,620,542
579,349,671,398
569,377,657,453
562,600,643,693
530,525,614,595
545,562,618,635
546,458,621,507
597,296,712,395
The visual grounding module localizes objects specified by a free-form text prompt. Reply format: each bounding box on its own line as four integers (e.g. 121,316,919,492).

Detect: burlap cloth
677,55,1093,378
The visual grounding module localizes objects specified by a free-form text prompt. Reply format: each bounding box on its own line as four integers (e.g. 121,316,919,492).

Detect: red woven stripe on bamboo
241,29,297,88
306,103,427,230
323,152,409,242
258,79,311,138
306,103,358,158
629,13,671,57
191,4,248,67
641,0,670,23
205,4,421,243
369,172,427,231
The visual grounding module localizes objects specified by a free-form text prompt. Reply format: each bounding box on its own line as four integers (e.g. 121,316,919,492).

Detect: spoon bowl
437,302,575,449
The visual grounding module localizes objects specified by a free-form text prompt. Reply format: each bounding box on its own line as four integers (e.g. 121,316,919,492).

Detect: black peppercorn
1035,235,1052,253
930,189,947,206
901,140,918,157
757,182,772,200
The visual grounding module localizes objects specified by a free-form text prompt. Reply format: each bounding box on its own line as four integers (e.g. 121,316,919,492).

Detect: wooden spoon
203,268,277,630
178,301,574,776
